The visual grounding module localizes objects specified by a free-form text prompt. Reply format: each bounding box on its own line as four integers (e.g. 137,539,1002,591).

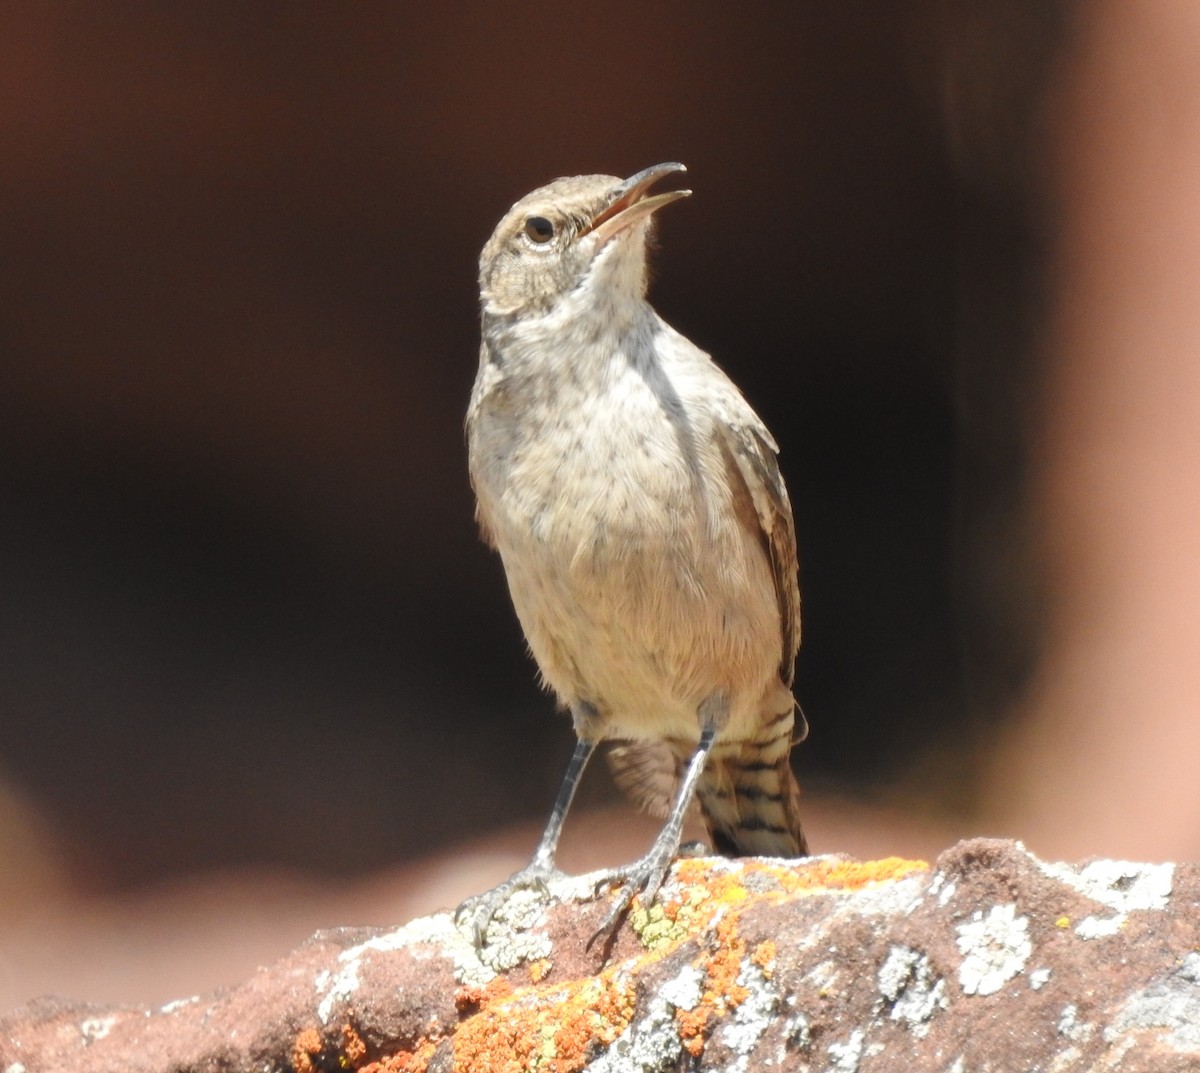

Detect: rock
2,839,1198,1072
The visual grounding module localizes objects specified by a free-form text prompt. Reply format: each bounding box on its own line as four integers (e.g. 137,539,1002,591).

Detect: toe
456,862,569,950
587,848,678,948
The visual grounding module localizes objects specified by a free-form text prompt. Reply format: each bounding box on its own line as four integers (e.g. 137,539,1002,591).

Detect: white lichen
314,910,507,1020
1046,859,1174,912
1044,1045,1084,1073
474,888,554,974
955,903,1032,996
584,963,702,1072
315,959,361,1025
930,875,958,907
1074,915,1123,940
780,1010,811,1054
79,1016,117,1043
658,963,705,1010
1039,858,1174,939
158,995,199,1014
1057,1003,1094,1042
826,1028,866,1073
717,960,779,1072
1028,967,1052,990
877,945,947,1036
805,959,840,993
841,873,928,918
1107,955,1200,1052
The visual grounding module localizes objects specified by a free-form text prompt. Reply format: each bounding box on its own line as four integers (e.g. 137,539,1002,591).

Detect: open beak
582,162,691,244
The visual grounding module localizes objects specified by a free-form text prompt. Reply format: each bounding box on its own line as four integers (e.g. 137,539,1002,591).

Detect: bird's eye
524,216,555,244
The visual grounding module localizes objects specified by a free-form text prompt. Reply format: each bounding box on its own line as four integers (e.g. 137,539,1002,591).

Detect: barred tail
696,748,808,858
607,708,809,859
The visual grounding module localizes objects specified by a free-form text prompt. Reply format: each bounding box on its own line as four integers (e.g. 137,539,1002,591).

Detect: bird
462,162,808,944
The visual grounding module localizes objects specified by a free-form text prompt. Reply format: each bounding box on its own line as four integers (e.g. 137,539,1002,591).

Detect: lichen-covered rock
3,839,1199,1072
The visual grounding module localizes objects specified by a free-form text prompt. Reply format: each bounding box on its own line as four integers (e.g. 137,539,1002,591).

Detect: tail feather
697,751,808,857
606,716,809,859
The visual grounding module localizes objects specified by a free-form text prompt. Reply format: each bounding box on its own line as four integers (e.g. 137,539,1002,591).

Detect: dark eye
524,216,555,244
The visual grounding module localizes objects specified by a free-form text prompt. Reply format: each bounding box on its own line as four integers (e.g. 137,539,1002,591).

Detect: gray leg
530,736,597,869
457,727,598,947
588,693,727,947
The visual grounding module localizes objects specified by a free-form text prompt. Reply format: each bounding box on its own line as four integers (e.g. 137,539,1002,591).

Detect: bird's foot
587,833,681,950
455,860,566,950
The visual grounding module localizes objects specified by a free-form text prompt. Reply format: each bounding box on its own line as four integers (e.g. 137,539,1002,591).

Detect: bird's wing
465,340,503,549
654,321,800,683
714,401,801,685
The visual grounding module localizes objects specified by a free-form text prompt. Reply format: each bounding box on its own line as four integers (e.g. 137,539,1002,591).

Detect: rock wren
463,163,808,941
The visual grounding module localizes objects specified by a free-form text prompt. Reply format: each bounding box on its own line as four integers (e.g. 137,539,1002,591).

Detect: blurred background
5,1,1200,1007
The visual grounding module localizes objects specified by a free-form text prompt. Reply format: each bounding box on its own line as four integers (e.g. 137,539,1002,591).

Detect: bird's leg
528,734,596,872
457,712,598,947
588,693,728,948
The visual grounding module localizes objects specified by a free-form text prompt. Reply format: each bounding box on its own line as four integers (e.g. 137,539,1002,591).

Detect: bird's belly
484,441,784,742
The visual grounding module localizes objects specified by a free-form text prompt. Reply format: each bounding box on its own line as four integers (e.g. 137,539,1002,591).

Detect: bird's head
479,163,691,320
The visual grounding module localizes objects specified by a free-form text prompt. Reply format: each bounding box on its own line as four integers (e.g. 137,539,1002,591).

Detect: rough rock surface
4,839,1200,1072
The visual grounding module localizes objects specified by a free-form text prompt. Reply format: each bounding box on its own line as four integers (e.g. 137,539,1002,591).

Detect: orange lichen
675,906,759,1059
360,1039,439,1073
676,1006,711,1058
792,856,929,889
629,856,927,961
454,975,514,1014
671,863,753,910
675,855,927,901
709,913,751,1008
292,1022,380,1071
452,966,637,1073
751,938,777,975
292,1028,324,1073
448,857,930,1068
342,1023,368,1065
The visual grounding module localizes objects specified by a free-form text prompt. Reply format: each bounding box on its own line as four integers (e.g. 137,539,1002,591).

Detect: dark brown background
0,3,1008,887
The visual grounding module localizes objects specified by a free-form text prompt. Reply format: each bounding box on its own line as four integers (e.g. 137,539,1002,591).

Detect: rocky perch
4,839,1200,1072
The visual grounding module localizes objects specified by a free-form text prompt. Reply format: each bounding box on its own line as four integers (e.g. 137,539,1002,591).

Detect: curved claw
587,883,638,952
456,862,566,949
591,872,622,898
585,844,677,951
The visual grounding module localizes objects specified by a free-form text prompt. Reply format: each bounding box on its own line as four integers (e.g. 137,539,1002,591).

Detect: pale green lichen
629,900,692,950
